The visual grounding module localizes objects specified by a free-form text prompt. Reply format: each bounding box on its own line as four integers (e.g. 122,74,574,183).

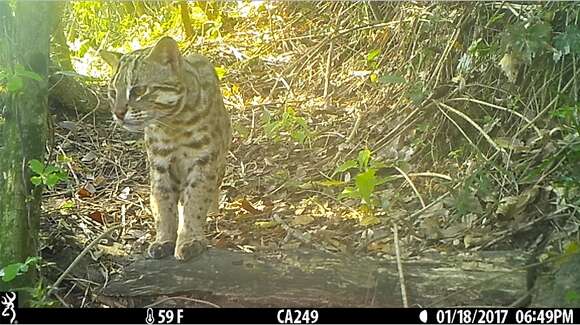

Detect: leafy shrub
263,107,312,145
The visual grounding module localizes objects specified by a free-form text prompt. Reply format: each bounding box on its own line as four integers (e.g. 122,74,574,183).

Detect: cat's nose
114,110,126,120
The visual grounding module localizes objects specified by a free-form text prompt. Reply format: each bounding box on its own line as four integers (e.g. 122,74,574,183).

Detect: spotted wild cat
101,36,232,261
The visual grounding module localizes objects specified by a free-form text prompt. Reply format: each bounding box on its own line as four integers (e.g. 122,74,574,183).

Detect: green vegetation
263,107,312,145
28,159,68,189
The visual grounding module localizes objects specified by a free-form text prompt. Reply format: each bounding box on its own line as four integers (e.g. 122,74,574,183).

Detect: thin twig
48,224,123,297
323,41,334,103
346,110,363,144
145,296,221,309
394,166,425,208
392,223,408,308
437,100,502,153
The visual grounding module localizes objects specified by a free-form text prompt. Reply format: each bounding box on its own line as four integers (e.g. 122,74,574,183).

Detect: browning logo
0,292,17,324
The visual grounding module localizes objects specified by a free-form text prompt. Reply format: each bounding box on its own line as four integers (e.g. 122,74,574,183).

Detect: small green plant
553,25,580,62
545,105,580,202
0,64,43,94
0,256,40,282
263,107,311,144
28,159,68,189
501,18,552,64
0,257,57,307
366,48,381,73
565,290,579,304
551,104,579,131
335,148,390,208
30,279,56,307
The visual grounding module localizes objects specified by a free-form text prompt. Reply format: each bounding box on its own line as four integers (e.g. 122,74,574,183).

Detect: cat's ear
100,50,123,69
147,36,181,66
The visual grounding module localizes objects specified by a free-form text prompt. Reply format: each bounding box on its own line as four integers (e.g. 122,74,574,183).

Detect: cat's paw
148,241,176,259
174,240,207,261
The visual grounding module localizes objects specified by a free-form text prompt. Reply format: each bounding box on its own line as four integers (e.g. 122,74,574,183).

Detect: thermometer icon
145,308,155,324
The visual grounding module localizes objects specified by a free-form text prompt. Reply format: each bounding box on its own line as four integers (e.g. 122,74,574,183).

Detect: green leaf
355,169,377,205
335,160,358,173
357,149,372,169
29,159,45,175
214,66,227,80
291,130,307,143
59,199,76,210
45,173,61,188
43,165,58,174
528,22,551,42
57,171,69,182
557,25,580,55
551,105,576,121
369,160,387,169
57,153,74,163
565,290,579,303
405,83,425,105
564,241,579,256
366,49,381,62
452,189,483,216
15,66,43,81
30,176,42,186
378,73,406,85
25,256,40,266
1,263,22,282
339,186,359,200
315,179,345,187
6,75,24,92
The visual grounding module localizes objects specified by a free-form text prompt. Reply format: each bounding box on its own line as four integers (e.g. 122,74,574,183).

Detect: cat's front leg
174,167,217,261
148,163,179,259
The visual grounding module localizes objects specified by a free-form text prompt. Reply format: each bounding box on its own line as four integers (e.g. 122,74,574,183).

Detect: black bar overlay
8,307,579,324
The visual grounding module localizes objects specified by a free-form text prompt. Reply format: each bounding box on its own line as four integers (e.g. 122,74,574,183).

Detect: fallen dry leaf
89,210,105,223
77,187,92,198
496,187,539,221
93,175,106,186
240,198,261,214
81,152,98,163
293,214,314,225
118,187,131,200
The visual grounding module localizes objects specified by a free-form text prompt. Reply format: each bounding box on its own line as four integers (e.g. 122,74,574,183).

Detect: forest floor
41,92,397,307
41,72,539,308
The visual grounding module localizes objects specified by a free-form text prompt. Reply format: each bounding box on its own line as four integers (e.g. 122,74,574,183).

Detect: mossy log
49,68,100,114
103,249,530,307
532,252,580,307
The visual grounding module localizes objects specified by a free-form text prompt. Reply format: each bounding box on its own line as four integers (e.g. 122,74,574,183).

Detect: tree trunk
179,1,194,40
0,1,54,303
50,1,74,72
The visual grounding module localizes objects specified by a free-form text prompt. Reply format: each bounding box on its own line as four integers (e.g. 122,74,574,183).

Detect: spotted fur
102,37,231,261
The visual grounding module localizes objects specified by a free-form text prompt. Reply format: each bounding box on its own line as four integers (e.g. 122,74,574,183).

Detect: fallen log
49,67,101,114
103,249,530,307
532,252,580,307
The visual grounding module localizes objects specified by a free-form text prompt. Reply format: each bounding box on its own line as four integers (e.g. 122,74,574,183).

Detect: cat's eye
130,86,147,98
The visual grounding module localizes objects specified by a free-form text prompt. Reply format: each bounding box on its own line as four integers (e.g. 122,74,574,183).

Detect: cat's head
101,36,187,132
